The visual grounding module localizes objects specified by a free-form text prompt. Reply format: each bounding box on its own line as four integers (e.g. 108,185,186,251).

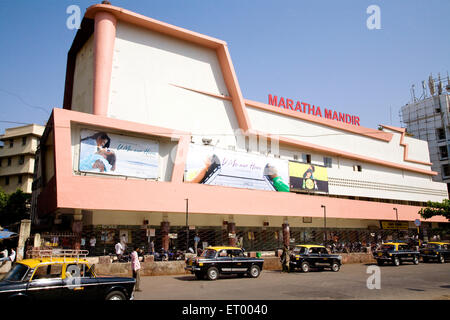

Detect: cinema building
32,4,449,254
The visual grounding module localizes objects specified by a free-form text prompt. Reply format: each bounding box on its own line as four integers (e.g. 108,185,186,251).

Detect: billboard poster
184,144,289,192
289,161,329,193
79,129,159,179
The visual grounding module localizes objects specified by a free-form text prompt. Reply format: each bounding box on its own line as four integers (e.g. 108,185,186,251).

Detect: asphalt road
134,262,450,300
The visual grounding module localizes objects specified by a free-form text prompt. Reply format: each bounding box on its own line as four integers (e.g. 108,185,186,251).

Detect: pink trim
93,11,117,116
245,99,393,142
380,125,433,166
170,83,232,101
216,45,252,132
171,135,191,183
85,4,226,49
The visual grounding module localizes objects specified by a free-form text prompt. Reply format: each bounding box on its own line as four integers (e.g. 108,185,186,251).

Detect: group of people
0,246,16,264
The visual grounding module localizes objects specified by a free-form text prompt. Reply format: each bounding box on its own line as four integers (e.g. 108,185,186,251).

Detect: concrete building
0,124,44,194
400,82,450,193
32,4,448,254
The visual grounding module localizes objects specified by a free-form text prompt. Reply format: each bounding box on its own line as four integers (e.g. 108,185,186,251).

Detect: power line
0,88,51,115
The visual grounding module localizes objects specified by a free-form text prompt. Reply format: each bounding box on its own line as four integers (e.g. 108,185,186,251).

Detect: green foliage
419,199,450,221
0,188,31,227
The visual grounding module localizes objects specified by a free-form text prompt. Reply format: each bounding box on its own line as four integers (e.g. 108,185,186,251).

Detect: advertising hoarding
79,129,159,179
184,144,289,192
289,161,329,193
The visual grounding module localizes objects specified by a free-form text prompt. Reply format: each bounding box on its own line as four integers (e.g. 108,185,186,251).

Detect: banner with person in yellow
289,162,329,193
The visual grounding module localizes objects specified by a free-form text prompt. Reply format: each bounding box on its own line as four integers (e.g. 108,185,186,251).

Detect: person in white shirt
89,236,96,256
115,241,124,260
0,248,9,262
9,248,16,263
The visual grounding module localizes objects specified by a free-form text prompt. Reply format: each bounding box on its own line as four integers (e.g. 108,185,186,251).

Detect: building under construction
400,73,450,193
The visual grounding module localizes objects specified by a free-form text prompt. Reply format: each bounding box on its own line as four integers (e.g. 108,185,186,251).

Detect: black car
0,257,135,301
185,246,264,280
420,242,450,263
373,242,419,266
289,245,342,272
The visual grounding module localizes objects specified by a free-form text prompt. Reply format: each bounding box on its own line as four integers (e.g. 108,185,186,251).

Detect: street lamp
321,205,327,243
185,198,189,252
393,208,398,241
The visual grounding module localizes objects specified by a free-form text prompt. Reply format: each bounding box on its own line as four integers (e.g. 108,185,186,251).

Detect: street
134,262,450,300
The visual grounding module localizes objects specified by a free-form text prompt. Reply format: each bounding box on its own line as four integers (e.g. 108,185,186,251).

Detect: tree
0,188,31,227
419,199,450,221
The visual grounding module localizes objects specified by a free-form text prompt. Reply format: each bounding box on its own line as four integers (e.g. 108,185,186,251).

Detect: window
293,154,298,160
442,164,450,177
353,165,362,172
18,175,22,184
22,137,27,146
435,108,441,113
5,177,9,185
323,157,332,168
0,159,2,167
436,128,446,140
7,158,11,166
32,264,63,280
18,155,25,165
439,146,449,159
9,139,13,148
302,154,311,164
66,264,93,278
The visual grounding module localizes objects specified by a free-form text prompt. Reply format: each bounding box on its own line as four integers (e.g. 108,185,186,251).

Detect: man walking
131,247,142,292
281,244,290,272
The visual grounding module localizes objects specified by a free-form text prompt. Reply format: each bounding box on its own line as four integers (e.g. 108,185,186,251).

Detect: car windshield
2,263,29,282
380,245,395,251
425,243,440,249
293,247,307,254
201,249,217,259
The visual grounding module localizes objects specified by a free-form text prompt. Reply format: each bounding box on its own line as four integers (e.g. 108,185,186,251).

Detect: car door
231,249,248,273
306,247,320,266
62,263,98,300
26,263,64,300
216,249,233,273
317,247,331,266
398,244,411,261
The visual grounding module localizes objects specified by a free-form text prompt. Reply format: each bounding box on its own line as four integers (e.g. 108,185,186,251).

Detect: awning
0,229,18,240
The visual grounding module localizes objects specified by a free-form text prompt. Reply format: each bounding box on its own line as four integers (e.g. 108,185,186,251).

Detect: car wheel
248,265,261,278
194,271,204,280
439,255,445,263
206,267,219,281
377,260,384,266
393,256,400,266
301,261,310,273
331,262,340,272
105,290,126,300
413,256,419,265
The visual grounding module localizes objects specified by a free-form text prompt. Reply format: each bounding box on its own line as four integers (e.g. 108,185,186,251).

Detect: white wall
246,105,431,170
71,35,94,114
108,22,240,148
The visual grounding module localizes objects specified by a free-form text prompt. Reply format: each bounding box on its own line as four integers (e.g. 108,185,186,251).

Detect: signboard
268,94,361,126
79,129,159,179
380,221,409,230
289,161,329,193
414,219,421,227
146,228,155,237
168,233,178,239
184,144,289,192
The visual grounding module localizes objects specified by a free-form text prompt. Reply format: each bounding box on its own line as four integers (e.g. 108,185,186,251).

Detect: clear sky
0,0,449,136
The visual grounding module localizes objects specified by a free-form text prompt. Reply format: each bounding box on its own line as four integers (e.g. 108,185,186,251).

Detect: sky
0,0,449,136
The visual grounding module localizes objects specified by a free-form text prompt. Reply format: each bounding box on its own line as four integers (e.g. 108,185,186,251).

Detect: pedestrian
115,240,124,261
0,247,8,263
149,240,155,254
9,248,16,263
131,247,142,292
80,237,86,250
89,235,96,256
280,244,290,272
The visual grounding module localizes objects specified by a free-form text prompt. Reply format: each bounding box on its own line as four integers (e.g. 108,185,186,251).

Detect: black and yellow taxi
289,245,342,272
420,242,450,263
0,253,135,301
185,246,264,280
373,242,420,266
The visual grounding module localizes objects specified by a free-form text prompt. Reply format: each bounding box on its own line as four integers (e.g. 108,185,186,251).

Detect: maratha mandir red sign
268,94,360,126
